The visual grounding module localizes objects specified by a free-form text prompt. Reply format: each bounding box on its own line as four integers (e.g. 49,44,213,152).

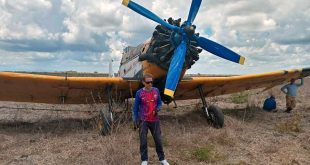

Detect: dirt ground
0,78,309,165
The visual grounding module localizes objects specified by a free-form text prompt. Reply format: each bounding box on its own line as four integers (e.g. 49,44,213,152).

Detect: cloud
0,0,309,74
226,13,276,31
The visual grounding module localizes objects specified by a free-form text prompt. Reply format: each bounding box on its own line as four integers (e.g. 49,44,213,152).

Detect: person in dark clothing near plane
132,73,169,165
263,95,277,112
281,78,303,113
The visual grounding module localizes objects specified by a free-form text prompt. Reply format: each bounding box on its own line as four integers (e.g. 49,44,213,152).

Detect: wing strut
98,85,114,136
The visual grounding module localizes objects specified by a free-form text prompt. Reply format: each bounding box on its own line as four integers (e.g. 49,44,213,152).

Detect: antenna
109,58,114,77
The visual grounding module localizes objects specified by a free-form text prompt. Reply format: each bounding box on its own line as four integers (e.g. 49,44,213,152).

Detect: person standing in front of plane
132,73,169,165
281,78,304,113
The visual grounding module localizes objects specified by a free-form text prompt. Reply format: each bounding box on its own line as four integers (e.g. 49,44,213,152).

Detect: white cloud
0,0,54,40
226,13,276,31
0,0,309,74
4,0,51,12
60,0,76,15
104,31,127,60
62,18,81,44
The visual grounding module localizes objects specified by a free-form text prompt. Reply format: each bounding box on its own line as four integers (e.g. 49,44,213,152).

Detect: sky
0,0,309,75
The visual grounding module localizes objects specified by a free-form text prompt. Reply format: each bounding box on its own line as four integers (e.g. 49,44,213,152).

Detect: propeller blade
194,35,245,64
122,0,179,32
187,0,202,25
164,41,187,97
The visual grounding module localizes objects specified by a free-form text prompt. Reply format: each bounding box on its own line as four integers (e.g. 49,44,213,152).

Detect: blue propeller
164,40,187,97
122,0,180,32
186,0,202,26
194,35,245,64
122,0,245,97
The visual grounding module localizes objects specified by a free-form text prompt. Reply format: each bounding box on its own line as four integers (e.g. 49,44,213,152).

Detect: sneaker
141,161,148,165
160,159,170,165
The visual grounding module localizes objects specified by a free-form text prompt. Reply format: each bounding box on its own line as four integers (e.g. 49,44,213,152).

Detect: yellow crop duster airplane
0,0,309,135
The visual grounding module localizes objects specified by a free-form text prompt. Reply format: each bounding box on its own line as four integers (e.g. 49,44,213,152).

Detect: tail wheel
203,105,224,128
98,109,113,136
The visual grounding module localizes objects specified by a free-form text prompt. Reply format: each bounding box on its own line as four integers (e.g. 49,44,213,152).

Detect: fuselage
118,40,186,104
118,39,174,80
118,20,201,103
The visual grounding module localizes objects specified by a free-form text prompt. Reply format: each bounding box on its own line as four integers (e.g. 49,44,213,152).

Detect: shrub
192,145,215,162
231,92,248,104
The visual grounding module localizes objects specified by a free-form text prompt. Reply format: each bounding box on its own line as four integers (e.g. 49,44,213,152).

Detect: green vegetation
231,92,248,104
192,145,215,162
167,160,178,165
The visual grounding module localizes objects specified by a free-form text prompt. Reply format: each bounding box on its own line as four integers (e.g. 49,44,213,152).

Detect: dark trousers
139,120,165,161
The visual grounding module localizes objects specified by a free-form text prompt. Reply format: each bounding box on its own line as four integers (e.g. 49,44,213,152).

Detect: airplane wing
0,72,140,104
175,68,310,100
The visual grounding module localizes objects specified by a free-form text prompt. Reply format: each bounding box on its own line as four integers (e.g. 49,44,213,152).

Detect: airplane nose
141,17,201,71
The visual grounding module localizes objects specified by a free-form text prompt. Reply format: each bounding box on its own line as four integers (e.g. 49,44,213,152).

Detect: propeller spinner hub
170,32,183,47
171,24,196,47
183,25,196,37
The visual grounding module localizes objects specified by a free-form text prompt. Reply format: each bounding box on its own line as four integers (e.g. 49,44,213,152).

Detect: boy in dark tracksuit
132,74,169,165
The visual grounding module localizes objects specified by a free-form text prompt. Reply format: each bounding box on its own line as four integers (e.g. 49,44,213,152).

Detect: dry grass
231,92,249,104
1,78,310,164
191,145,216,162
276,113,303,133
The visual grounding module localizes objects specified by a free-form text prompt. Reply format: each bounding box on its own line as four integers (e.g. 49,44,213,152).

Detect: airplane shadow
0,118,96,134
222,107,264,122
0,111,133,135
0,107,264,134
160,110,208,125
159,107,263,126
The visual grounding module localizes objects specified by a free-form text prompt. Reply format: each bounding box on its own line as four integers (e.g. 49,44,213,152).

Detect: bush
231,92,248,104
192,145,215,162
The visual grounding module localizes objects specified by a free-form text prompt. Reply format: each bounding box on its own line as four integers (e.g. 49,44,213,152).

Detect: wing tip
164,88,174,98
239,56,245,65
122,0,130,6
301,67,310,78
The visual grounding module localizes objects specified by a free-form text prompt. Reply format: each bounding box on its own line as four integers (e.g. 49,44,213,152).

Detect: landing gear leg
98,86,114,135
197,85,224,128
173,99,177,108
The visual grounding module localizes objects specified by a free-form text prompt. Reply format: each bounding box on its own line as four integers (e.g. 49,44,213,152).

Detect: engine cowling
139,17,202,70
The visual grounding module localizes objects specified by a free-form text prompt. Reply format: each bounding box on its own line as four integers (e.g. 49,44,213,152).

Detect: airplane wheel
98,110,113,136
207,105,224,129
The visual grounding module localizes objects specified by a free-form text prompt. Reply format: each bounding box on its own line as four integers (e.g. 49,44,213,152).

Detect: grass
147,134,169,148
214,131,235,147
263,145,279,154
276,114,303,133
192,145,215,162
231,92,248,104
226,160,248,165
1,83,310,165
190,145,226,163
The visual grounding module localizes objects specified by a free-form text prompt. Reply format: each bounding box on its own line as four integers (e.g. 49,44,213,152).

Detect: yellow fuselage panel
142,61,167,79
142,60,187,80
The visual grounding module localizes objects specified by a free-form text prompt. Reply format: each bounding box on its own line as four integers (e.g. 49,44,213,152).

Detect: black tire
98,110,112,136
207,105,224,129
